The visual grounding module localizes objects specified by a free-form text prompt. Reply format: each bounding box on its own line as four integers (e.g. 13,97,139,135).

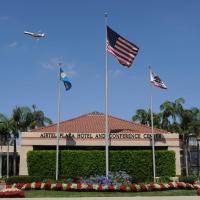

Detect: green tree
132,109,150,125
160,98,185,132
29,105,52,129
0,113,12,177
180,107,200,137
132,109,162,129
10,105,52,175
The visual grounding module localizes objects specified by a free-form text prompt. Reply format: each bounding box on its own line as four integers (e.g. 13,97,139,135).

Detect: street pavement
1,197,199,200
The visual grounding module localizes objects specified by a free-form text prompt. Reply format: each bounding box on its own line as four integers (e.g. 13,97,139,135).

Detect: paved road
2,197,199,200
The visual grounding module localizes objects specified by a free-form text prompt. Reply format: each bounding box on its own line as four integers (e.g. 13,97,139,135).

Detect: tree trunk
13,137,16,176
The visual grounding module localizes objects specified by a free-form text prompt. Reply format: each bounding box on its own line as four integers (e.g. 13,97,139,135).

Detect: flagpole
105,12,109,178
149,67,156,183
150,93,156,182
56,64,61,181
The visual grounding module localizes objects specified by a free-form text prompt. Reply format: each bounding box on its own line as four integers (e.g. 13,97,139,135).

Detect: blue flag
60,68,72,91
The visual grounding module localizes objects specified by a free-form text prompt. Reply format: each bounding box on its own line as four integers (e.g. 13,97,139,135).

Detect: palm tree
29,105,52,129
11,106,33,176
11,105,52,175
132,109,162,129
132,109,150,125
180,107,200,137
160,98,185,132
0,113,12,177
178,107,200,175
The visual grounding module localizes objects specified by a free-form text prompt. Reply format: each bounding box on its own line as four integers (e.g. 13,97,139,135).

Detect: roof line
110,115,169,133
31,112,106,132
31,111,169,134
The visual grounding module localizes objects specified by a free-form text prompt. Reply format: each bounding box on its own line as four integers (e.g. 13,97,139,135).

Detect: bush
27,150,175,179
179,176,197,184
5,176,53,184
158,176,170,183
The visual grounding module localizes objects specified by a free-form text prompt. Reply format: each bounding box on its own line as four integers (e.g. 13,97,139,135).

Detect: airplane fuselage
24,31,45,38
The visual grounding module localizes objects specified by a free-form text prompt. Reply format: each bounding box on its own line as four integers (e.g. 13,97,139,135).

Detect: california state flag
150,69,167,89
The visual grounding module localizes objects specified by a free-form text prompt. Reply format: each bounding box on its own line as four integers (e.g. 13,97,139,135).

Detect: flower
197,188,200,196
0,188,25,198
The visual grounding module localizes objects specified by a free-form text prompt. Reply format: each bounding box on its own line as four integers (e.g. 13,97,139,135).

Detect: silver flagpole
105,13,109,178
56,64,61,181
150,93,156,182
149,67,156,183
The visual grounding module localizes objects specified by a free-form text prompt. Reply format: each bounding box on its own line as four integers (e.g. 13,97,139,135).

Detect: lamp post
197,139,200,175
185,137,189,176
188,134,198,175
0,121,4,179
0,135,2,179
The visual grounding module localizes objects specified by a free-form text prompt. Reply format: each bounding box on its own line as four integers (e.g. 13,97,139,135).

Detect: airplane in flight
24,31,46,39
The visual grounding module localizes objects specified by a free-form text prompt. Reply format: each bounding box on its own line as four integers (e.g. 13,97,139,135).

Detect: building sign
40,132,165,140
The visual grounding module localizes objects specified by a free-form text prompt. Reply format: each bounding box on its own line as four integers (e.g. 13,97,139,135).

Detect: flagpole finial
104,12,108,18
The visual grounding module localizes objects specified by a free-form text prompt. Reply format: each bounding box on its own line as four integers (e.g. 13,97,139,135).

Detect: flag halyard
106,26,139,67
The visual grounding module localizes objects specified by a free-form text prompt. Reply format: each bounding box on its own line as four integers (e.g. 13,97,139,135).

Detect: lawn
25,190,197,197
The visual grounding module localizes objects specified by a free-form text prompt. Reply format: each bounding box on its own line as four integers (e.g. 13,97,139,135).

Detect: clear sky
1,0,200,123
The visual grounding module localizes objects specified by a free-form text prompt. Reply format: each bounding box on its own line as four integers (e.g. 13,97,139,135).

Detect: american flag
107,26,139,67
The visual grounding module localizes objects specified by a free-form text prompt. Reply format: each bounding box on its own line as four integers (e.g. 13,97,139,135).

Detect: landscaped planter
7,181,200,193
0,188,25,198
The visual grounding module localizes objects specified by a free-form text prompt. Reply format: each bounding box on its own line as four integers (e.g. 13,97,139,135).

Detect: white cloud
7,41,18,48
42,57,77,77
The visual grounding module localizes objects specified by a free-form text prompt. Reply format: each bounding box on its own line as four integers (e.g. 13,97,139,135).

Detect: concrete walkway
2,197,199,200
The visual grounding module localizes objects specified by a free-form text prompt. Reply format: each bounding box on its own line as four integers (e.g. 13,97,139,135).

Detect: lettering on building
40,132,165,141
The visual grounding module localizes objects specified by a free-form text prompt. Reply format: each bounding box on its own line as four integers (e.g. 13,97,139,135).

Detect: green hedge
27,150,175,178
5,176,52,184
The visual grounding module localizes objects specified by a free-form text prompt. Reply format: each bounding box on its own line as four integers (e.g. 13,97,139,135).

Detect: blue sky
1,0,200,123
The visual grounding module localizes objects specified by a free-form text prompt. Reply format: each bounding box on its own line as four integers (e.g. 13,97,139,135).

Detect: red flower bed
140,184,148,192
108,185,114,191
197,188,200,196
168,182,176,189
77,183,82,190
66,183,72,190
6,181,200,194
119,185,127,191
97,184,103,191
55,183,63,191
16,183,24,189
44,182,51,190
87,184,93,190
35,182,42,190
130,184,137,191
24,183,31,190
160,183,168,190
0,188,25,198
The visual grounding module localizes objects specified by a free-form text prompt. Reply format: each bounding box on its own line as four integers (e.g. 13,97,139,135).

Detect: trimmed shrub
27,150,175,179
179,176,197,184
5,176,53,184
